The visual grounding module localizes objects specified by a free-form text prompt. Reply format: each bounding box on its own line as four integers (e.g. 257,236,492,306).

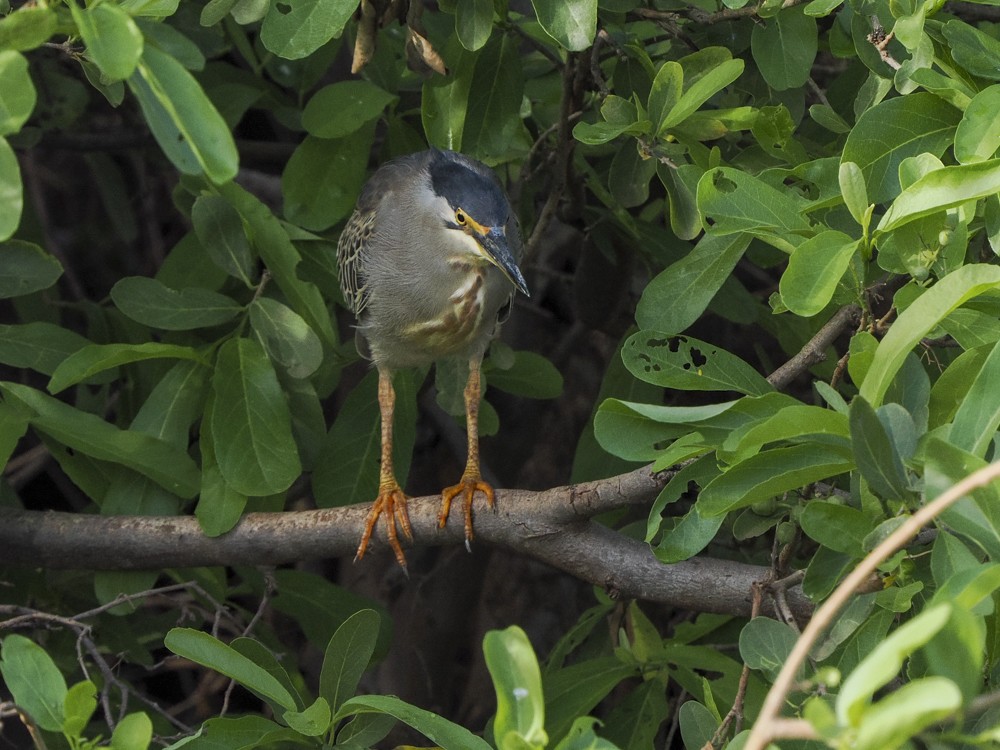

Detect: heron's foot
439,475,495,547
356,483,412,569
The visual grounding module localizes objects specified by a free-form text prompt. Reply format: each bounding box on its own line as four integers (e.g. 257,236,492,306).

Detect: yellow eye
455,209,467,225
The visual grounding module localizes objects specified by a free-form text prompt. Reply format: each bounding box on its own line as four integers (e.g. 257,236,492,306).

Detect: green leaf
529,0,596,51
622,331,772,396
594,399,733,461
488,351,563,399
800,501,872,556
319,609,380,713
196,464,247,537
210,337,301,496
0,240,62,298
720,404,850,465
661,58,744,131
301,81,397,139
111,276,243,330
71,3,142,81
463,34,524,161
0,7,58,52
859,265,1000,406
0,381,201,497
190,194,257,286
250,297,323,379
696,167,811,249
260,0,355,60
925,438,1000,560
111,712,153,750
943,20,1000,81
779,231,858,317
335,694,493,750
283,697,331,737
164,628,298,712
127,45,238,184
0,323,92,376
48,342,205,394
336,713,397,747
0,137,20,240
853,677,960,750
739,617,798,681
678,701,718,750
422,39,474,151
601,677,668,750
878,159,1000,232
456,0,493,51
839,161,868,227
637,233,749,335
698,444,854,515
283,127,374,231
949,337,1000,457
750,7,817,91
842,93,960,204
62,680,97,737
0,50,36,135
0,634,67,732
552,716,621,750
216,181,339,349
654,503,724,563
658,162,703,240
849,395,908,499
484,626,548,750
836,604,951,725
648,62,682,135
955,85,1000,164
544,658,637,744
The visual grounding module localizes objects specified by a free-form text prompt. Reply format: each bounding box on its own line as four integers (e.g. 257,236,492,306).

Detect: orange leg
440,356,494,546
356,368,413,569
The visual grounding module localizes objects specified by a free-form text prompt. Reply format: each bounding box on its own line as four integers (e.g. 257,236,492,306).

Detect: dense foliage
3,0,1000,748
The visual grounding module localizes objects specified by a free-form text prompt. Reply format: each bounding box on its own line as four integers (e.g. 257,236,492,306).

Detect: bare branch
0,465,813,620
767,305,861,390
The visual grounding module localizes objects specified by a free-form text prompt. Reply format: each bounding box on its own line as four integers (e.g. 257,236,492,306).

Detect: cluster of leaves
3,0,1000,748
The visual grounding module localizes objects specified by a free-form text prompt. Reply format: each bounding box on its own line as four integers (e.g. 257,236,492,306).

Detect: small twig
745,460,1000,750
867,15,902,70
767,305,861,390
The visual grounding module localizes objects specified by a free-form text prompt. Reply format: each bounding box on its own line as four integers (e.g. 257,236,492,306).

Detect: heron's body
337,148,528,567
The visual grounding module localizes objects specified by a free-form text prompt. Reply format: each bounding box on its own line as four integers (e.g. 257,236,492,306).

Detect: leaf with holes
622,331,773,396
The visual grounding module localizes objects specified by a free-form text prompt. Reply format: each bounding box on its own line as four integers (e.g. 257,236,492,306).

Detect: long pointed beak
480,227,530,297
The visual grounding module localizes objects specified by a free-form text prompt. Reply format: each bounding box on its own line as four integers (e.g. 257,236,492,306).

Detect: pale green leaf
260,0,356,59
878,159,1000,232
529,0,596,51
0,137,20,240
71,4,143,81
485,626,548,750
859,265,1000,405
842,93,960,203
780,231,858,316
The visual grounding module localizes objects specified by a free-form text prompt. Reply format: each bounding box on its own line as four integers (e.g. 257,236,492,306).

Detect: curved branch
0,466,812,620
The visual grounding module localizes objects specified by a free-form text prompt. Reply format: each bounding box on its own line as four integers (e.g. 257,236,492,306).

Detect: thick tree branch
0,466,812,620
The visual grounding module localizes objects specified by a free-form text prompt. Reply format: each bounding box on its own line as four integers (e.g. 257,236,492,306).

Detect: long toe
355,487,411,568
439,477,495,544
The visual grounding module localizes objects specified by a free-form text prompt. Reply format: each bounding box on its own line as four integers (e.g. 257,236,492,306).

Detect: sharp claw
440,477,495,549
354,486,410,568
